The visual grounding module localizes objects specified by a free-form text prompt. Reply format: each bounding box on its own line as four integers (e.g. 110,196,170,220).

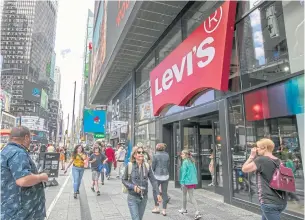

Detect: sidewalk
47,168,260,220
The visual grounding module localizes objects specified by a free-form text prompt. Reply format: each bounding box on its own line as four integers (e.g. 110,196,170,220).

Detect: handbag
268,158,296,193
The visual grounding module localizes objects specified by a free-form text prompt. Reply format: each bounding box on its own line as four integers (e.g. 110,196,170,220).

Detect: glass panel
213,121,223,187
228,95,250,201
158,22,182,63
237,1,290,89
134,122,156,156
135,87,153,124
246,116,304,216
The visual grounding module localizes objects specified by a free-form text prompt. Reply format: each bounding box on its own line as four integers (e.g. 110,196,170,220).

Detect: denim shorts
92,170,100,181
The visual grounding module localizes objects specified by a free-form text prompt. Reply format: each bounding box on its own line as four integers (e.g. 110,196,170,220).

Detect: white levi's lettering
172,56,186,82
162,69,174,91
197,37,215,68
155,78,162,96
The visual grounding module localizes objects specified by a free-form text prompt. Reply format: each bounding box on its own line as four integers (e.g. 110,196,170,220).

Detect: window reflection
237,2,290,89
135,122,156,156
228,94,304,216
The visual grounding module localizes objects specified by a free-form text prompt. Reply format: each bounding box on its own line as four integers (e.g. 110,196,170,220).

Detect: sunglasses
137,151,144,155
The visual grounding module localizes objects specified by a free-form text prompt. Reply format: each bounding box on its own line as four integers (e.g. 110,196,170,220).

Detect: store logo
204,6,223,33
150,1,237,116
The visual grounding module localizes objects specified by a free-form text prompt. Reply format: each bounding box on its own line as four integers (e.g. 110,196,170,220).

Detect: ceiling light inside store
284,66,289,72
187,118,191,121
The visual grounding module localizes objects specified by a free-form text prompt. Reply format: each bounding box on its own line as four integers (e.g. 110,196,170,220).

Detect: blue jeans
72,166,84,193
127,194,148,220
260,203,287,220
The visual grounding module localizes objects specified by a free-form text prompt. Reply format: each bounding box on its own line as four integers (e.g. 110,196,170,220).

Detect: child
178,149,202,220
89,146,107,196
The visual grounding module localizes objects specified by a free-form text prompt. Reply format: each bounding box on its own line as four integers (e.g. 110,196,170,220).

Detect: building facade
78,9,94,142
0,0,58,125
90,1,304,219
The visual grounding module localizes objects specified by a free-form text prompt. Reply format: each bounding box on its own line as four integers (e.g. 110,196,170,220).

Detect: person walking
122,146,162,220
178,149,202,220
116,145,126,178
242,138,287,220
151,143,170,216
1,126,49,220
88,145,107,196
64,145,87,199
60,147,66,170
105,143,116,179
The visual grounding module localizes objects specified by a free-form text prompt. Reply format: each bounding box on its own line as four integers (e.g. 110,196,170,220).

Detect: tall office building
53,66,61,101
0,0,58,126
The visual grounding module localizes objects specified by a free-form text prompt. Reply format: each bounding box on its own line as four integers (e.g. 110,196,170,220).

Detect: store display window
228,74,304,216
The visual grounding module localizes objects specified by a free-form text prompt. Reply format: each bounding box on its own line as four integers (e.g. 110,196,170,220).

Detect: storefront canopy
90,1,188,105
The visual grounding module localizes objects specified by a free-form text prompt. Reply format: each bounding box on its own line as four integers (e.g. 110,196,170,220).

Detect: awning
90,1,188,105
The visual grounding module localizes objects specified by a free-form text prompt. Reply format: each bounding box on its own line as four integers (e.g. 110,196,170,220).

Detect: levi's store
106,1,304,219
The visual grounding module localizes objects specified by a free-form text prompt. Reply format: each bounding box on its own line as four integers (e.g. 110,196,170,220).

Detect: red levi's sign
150,1,237,116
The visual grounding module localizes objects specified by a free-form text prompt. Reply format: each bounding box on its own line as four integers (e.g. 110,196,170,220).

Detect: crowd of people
1,125,297,220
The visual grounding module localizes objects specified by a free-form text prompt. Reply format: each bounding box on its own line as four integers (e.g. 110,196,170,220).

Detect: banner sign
83,109,106,133
43,153,60,178
150,1,237,115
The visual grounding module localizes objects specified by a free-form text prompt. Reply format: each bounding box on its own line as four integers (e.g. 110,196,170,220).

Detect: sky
54,0,94,131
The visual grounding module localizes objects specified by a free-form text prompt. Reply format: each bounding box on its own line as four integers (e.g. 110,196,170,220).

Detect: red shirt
105,147,115,162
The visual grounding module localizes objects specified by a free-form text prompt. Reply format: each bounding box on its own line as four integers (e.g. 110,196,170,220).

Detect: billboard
40,89,48,109
0,89,11,112
91,0,136,92
83,109,106,133
23,80,42,102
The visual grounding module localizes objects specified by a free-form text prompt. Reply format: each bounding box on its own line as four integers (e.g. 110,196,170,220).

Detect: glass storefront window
182,1,223,37
228,91,304,216
135,87,153,124
237,1,291,89
135,122,156,158
158,22,182,63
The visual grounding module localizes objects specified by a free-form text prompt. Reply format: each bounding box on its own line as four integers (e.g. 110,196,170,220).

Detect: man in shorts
88,145,107,195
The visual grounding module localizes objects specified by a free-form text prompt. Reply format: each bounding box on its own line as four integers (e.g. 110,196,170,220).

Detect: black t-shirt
90,153,106,171
254,156,287,205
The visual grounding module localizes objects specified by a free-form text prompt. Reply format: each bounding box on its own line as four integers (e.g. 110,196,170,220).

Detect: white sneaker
178,209,187,214
208,183,214,186
194,211,202,220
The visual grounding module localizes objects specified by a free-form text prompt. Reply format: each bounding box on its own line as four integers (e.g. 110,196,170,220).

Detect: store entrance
173,113,223,195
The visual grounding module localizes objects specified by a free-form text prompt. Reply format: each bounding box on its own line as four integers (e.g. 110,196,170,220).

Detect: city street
45,168,260,220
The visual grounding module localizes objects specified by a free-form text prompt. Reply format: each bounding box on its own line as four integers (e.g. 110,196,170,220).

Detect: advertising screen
23,80,42,102
40,89,48,109
83,109,106,133
91,0,136,93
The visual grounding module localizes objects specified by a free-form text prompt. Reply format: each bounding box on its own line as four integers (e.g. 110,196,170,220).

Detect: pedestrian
151,143,170,216
1,126,49,220
208,149,215,186
116,145,126,178
122,146,162,220
64,144,87,199
178,149,202,220
242,138,287,220
105,143,116,179
88,145,107,196
60,147,65,170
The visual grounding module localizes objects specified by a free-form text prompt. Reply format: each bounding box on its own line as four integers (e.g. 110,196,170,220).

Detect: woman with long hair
64,145,87,199
242,138,287,220
179,149,202,220
151,143,170,216
122,146,162,220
